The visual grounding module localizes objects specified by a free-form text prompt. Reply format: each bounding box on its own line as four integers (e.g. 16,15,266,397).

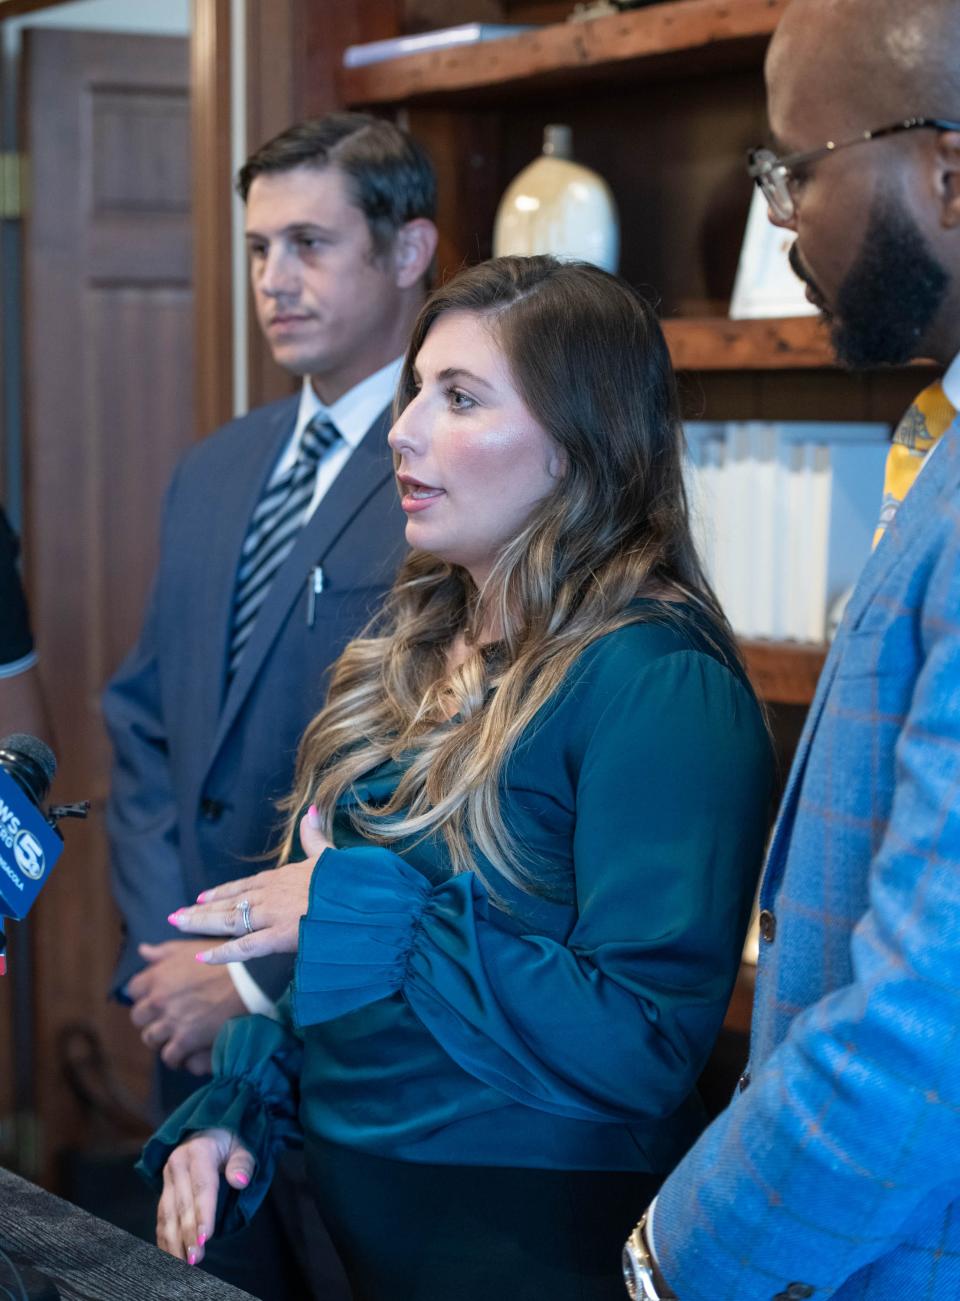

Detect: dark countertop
0,1167,254,1300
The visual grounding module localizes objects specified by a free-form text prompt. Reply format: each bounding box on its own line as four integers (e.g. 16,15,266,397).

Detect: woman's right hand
156,1127,256,1265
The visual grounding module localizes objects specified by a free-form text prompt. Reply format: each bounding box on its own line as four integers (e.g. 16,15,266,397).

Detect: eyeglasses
747,116,960,222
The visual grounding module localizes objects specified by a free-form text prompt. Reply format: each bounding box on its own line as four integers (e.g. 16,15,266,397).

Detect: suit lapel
842,415,960,629
194,398,298,757
211,407,395,760
762,418,960,893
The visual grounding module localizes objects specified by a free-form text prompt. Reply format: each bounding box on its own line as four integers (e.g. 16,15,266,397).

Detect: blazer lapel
762,417,960,894
211,407,395,759
193,398,298,757
842,416,960,630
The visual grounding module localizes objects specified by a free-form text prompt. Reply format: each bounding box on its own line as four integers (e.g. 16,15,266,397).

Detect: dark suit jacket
104,394,407,1000
0,505,34,666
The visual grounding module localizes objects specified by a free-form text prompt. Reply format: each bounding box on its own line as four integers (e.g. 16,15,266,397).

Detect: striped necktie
227,414,341,678
873,379,956,548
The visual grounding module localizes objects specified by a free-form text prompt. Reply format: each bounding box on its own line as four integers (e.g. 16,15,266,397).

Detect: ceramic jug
493,124,619,272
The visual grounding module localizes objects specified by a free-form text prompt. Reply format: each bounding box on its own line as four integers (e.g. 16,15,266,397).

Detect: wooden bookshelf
741,639,828,705
662,316,938,372
341,0,789,107
334,0,893,728
663,316,834,371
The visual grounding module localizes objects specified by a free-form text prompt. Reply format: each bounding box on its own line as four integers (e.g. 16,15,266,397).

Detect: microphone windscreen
0,733,57,784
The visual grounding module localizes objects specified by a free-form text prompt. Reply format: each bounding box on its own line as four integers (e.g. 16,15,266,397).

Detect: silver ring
237,898,253,935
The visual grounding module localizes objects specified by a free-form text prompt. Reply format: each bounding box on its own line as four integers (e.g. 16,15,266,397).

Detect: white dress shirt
940,348,960,412
229,356,403,1017
914,347,960,476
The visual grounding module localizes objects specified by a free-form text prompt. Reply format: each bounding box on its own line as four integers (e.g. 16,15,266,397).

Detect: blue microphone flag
0,766,64,920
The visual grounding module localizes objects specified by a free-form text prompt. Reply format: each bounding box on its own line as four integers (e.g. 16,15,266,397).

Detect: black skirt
305,1137,662,1301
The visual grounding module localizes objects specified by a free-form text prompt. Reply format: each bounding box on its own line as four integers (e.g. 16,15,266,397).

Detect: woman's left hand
168,806,332,963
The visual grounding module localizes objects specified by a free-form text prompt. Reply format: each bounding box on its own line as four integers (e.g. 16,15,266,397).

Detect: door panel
20,28,192,1183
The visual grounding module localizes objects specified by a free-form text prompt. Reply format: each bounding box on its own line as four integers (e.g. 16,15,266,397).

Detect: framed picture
729,187,819,320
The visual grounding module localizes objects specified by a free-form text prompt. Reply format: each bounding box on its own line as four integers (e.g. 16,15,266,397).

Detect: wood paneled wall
20,27,194,1185
239,0,404,411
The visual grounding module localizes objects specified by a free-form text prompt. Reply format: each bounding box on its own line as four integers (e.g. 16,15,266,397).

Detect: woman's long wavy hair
282,255,738,897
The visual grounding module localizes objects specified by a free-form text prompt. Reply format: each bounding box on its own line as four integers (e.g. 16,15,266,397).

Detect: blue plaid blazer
654,418,960,1300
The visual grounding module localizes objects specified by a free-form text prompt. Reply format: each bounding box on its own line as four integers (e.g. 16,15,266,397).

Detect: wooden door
19,28,193,1184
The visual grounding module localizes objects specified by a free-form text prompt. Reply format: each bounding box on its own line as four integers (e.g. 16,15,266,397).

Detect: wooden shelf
663,315,835,371
741,639,828,705
663,315,940,371
341,0,788,107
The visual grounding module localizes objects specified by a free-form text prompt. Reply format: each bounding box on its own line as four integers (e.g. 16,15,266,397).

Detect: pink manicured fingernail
187,1248,197,1266
197,1229,207,1247
194,953,208,964
196,891,209,903
307,804,320,828
234,1171,249,1187
167,912,183,925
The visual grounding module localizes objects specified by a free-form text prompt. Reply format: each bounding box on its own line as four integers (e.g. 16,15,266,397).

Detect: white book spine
783,441,809,641
805,443,832,641
711,432,735,631
770,431,792,641
721,424,752,637
750,424,778,639
682,439,706,580
684,432,722,589
699,436,723,589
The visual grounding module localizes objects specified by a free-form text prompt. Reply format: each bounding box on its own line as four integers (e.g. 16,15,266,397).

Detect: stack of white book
684,422,890,643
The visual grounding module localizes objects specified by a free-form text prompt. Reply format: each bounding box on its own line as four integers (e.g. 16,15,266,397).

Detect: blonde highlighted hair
282,256,737,898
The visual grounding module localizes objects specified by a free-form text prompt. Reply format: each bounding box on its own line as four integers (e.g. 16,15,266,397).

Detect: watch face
622,1243,640,1298
622,1233,652,1300
624,1221,676,1301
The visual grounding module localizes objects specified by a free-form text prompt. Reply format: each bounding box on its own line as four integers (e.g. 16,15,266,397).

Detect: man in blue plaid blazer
624,0,960,1297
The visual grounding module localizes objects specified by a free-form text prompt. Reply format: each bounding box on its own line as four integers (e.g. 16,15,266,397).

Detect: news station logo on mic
13,828,46,881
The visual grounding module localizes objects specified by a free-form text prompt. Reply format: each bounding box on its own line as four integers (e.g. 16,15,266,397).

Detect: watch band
622,1213,678,1300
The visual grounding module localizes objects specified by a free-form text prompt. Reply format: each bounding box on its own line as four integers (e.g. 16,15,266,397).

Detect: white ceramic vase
493,124,620,273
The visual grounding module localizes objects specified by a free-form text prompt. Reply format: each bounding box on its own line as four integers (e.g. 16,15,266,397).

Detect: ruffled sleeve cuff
136,1015,303,1236
293,846,431,1026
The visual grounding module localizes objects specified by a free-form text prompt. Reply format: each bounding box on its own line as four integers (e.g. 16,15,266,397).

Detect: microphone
0,733,89,974
0,732,56,805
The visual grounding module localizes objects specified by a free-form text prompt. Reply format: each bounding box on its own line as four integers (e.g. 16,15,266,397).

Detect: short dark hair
236,112,437,254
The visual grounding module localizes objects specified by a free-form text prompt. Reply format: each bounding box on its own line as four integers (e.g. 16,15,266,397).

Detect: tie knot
300,415,341,464
896,380,957,450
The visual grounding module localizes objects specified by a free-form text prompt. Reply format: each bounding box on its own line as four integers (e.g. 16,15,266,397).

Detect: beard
788,194,948,369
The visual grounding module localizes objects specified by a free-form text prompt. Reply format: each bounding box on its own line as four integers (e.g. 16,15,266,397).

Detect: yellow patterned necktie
873,379,956,548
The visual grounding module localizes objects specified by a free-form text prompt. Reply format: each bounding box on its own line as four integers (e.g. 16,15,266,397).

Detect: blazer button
737,1070,751,1093
773,1286,814,1301
758,909,777,943
200,797,224,822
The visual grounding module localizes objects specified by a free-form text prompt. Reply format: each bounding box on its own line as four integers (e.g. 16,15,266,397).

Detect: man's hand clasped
167,805,331,963
128,941,245,1074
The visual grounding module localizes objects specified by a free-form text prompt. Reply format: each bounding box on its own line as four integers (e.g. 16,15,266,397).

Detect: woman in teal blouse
146,256,773,1300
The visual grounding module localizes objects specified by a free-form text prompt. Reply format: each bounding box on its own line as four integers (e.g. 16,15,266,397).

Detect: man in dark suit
0,505,50,742
104,113,437,1296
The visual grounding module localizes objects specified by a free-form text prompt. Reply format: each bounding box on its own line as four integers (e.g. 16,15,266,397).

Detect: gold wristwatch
622,1213,678,1300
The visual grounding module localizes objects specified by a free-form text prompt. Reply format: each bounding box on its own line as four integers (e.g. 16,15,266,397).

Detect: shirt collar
295,355,403,451
941,348,960,414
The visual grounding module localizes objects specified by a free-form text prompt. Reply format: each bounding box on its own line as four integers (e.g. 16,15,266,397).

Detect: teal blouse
140,607,773,1231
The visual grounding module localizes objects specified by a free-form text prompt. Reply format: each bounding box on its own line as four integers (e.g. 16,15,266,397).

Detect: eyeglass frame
747,116,960,222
